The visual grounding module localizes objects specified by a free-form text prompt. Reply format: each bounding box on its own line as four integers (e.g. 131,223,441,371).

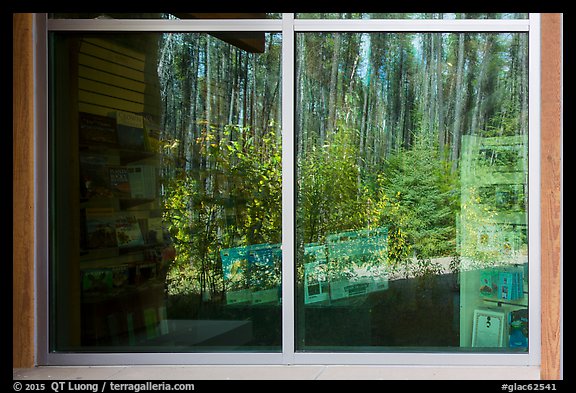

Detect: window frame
35,13,541,366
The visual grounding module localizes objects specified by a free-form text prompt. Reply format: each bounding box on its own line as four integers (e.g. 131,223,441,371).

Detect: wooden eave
171,13,266,53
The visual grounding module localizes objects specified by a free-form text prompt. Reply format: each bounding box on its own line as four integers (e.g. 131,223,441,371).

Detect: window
41,13,540,365
50,31,282,352
295,32,529,352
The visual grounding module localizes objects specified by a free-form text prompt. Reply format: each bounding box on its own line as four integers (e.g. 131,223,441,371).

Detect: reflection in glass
295,32,529,351
50,32,282,351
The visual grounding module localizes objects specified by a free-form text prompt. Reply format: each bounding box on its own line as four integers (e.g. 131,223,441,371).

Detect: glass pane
49,13,281,19
296,32,529,352
50,31,282,352
296,13,528,19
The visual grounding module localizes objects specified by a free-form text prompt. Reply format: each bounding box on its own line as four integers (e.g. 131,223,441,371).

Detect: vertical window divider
281,12,296,365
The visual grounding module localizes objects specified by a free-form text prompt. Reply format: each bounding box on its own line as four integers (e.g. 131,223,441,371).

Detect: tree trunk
242,52,249,130
470,36,492,136
519,33,529,135
189,36,200,172
450,32,466,172
435,28,445,151
205,37,212,128
297,36,305,159
327,29,341,132
425,34,435,135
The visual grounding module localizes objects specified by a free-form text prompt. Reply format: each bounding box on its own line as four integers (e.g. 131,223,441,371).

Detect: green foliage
157,29,527,297
412,257,444,279
162,124,282,298
298,127,373,244
162,171,226,298
377,136,459,260
162,174,200,296
297,127,461,282
163,122,466,296
373,192,412,274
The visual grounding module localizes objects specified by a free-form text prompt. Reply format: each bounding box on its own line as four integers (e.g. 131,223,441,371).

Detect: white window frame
35,13,541,366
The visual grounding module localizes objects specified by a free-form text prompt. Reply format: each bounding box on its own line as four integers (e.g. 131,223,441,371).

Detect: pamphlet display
77,106,168,345
479,267,524,301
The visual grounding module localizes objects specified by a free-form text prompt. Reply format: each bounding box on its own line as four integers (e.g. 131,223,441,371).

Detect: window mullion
527,12,542,366
47,18,283,31
293,18,530,32
281,12,296,365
